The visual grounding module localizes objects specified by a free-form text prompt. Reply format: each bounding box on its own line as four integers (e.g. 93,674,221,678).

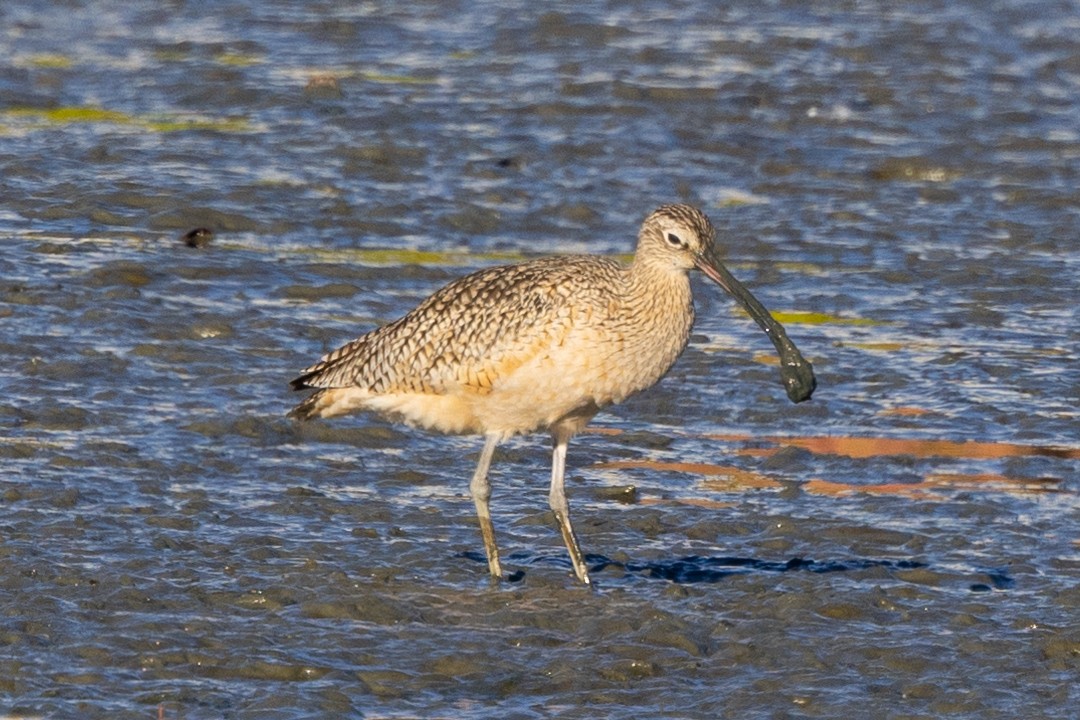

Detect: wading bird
289,204,815,584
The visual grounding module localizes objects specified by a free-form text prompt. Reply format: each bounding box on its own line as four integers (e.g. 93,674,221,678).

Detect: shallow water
2,1,1079,718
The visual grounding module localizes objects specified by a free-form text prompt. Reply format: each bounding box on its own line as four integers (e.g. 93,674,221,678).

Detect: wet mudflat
1,1,1079,718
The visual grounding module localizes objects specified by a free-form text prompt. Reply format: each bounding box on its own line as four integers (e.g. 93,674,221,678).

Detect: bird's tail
287,388,327,421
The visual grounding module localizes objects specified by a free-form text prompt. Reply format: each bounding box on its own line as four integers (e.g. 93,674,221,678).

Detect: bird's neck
624,257,695,337
627,256,692,296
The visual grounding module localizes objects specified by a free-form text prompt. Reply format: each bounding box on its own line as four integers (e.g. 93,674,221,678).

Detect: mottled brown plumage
289,204,815,584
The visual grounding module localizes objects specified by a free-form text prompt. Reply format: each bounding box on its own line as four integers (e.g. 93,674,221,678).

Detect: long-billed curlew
289,204,815,584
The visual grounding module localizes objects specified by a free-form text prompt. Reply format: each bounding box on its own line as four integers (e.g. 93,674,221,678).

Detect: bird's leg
469,434,503,579
549,436,591,585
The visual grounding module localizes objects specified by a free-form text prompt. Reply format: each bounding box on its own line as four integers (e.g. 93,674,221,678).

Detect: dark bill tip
781,354,816,403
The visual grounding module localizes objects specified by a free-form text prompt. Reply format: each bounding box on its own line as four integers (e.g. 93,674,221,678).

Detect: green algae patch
152,48,190,62
768,310,884,326
1,106,254,134
214,52,263,66
26,54,74,69
142,115,253,133
293,246,526,267
9,107,134,124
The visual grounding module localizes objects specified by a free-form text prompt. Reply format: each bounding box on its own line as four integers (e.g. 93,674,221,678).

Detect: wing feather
290,256,621,398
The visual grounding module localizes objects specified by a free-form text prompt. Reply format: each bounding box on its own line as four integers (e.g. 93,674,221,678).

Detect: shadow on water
609,555,928,584
463,551,1015,589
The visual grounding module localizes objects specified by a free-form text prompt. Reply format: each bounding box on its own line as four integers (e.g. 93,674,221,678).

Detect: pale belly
378,328,687,438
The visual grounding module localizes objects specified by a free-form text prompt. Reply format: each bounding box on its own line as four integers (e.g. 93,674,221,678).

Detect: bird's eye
666,232,683,247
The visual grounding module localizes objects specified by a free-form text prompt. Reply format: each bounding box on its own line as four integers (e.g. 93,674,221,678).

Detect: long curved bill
695,248,816,403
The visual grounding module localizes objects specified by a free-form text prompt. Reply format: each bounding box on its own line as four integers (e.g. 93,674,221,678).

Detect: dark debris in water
181,226,214,248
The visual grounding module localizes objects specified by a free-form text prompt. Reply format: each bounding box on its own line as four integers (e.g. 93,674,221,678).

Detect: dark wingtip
289,365,322,392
